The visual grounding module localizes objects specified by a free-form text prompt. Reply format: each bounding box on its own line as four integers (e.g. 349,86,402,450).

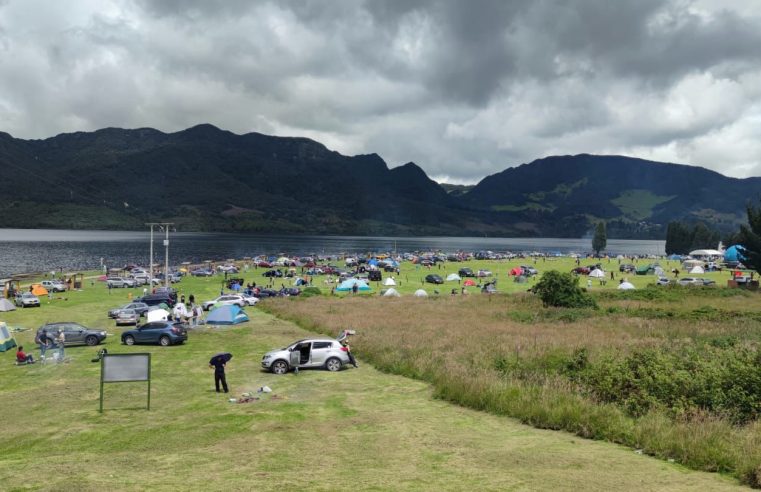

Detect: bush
531,270,597,308
300,287,322,298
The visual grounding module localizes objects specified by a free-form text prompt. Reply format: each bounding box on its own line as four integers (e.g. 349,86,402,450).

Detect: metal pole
149,224,154,285
164,226,170,288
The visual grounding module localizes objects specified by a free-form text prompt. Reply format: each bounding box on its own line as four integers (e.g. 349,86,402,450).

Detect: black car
121,321,188,346
368,270,382,281
620,264,636,273
263,269,283,278
425,274,444,284
136,294,175,307
458,268,475,277
108,302,150,318
37,322,108,347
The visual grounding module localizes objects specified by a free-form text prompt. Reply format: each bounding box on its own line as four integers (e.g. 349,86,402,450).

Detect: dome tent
414,289,428,297
382,288,401,297
383,277,396,286
724,245,746,263
206,305,249,325
618,282,636,290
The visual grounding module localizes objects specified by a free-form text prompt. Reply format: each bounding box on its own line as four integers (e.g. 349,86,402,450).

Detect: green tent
0,322,17,352
636,265,652,275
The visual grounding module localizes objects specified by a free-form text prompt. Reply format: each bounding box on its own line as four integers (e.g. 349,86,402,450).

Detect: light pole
146,222,174,288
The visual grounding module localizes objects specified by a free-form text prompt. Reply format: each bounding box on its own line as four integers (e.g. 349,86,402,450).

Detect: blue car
121,321,188,346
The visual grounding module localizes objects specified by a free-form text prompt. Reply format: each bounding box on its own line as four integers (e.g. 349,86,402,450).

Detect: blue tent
336,279,371,292
367,259,379,266
206,305,249,325
724,245,746,263
668,254,682,261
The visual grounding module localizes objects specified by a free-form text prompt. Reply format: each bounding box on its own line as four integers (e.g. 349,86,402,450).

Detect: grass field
0,272,749,490
264,288,761,487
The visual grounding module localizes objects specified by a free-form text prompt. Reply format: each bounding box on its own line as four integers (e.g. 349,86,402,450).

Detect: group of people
17,329,67,364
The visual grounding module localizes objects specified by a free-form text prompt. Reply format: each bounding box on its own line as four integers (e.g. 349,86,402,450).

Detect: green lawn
0,270,747,490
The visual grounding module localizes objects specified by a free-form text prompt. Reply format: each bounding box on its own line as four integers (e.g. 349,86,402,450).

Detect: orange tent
463,279,476,286
31,284,48,296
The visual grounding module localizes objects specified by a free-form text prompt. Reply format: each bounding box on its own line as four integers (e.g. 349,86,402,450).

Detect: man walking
209,355,229,393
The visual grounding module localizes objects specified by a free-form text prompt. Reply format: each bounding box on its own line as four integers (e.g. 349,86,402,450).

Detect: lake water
0,228,665,277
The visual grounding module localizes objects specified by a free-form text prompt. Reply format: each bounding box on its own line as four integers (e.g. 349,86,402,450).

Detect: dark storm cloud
1,0,760,183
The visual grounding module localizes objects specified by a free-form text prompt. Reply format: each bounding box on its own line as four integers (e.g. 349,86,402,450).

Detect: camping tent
336,279,371,292
206,305,249,325
724,245,746,263
31,284,48,296
636,265,652,275
383,277,396,286
510,267,522,276
653,266,665,276
682,260,704,270
146,308,169,322
689,249,723,258
446,273,461,282
463,279,476,287
382,288,401,297
414,289,428,297
589,269,605,278
617,282,636,290
689,265,705,274
0,322,17,352
0,298,16,312
668,254,682,261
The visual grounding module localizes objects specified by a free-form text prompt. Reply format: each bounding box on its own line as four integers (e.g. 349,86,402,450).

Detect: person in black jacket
209,356,229,393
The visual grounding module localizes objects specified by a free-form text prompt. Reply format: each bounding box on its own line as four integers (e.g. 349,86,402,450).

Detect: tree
690,222,720,250
738,200,761,274
592,222,607,255
532,271,597,308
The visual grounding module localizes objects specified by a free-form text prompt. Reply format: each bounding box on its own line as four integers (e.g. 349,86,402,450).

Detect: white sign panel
103,354,150,382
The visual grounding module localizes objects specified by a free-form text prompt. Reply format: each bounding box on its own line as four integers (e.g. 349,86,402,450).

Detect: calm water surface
0,229,665,277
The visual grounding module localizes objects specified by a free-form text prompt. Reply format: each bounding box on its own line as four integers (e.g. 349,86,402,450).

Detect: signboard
103,353,150,382
100,353,151,412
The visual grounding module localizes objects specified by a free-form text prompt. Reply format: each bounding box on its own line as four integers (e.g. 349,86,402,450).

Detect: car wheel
325,357,342,372
159,335,171,346
271,360,289,375
85,335,98,346
124,335,135,346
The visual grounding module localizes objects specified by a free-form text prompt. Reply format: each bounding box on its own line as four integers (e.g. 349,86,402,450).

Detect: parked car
678,277,702,286
239,293,260,306
655,277,671,286
262,338,351,374
190,269,214,277
108,302,150,318
619,264,636,273
41,280,66,292
368,270,382,281
476,269,492,277
115,309,139,326
136,293,175,307
700,278,716,286
520,266,538,276
202,295,246,311
121,321,188,346
458,267,475,277
263,269,283,278
571,267,591,275
106,277,136,288
425,274,444,284
37,322,107,346
15,292,40,308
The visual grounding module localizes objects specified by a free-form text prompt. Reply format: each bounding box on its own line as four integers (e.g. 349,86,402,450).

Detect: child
16,346,35,364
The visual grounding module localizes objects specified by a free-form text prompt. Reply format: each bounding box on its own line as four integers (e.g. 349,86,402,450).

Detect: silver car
262,338,351,374
115,309,139,326
15,292,40,308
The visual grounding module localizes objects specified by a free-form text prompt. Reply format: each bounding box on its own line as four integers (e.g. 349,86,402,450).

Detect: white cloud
0,0,760,183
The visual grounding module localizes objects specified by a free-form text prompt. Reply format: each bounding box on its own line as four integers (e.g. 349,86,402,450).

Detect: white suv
202,295,246,311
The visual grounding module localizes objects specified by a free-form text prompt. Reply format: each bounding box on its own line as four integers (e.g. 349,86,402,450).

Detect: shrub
531,270,597,308
300,287,322,298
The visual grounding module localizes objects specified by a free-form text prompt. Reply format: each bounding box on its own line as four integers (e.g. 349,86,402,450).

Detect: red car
571,267,590,275
258,261,272,268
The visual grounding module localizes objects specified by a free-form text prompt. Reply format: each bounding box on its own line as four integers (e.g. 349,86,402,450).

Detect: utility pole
146,222,173,288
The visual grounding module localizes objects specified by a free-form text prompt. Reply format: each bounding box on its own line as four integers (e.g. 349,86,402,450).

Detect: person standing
36,329,48,361
56,329,66,362
209,356,229,393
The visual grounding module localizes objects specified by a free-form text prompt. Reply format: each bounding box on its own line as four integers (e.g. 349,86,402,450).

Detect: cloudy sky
1,0,761,183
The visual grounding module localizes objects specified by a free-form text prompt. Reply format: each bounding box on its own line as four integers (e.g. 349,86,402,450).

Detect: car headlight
263,355,271,359
100,331,107,336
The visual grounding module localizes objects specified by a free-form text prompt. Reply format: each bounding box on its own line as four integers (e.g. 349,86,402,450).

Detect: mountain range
0,124,758,238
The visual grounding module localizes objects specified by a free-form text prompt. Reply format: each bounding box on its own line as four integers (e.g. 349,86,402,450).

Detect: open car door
289,346,300,369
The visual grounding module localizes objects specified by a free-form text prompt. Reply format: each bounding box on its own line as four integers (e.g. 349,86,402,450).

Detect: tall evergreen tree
592,221,607,255
690,222,719,250
738,200,761,274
